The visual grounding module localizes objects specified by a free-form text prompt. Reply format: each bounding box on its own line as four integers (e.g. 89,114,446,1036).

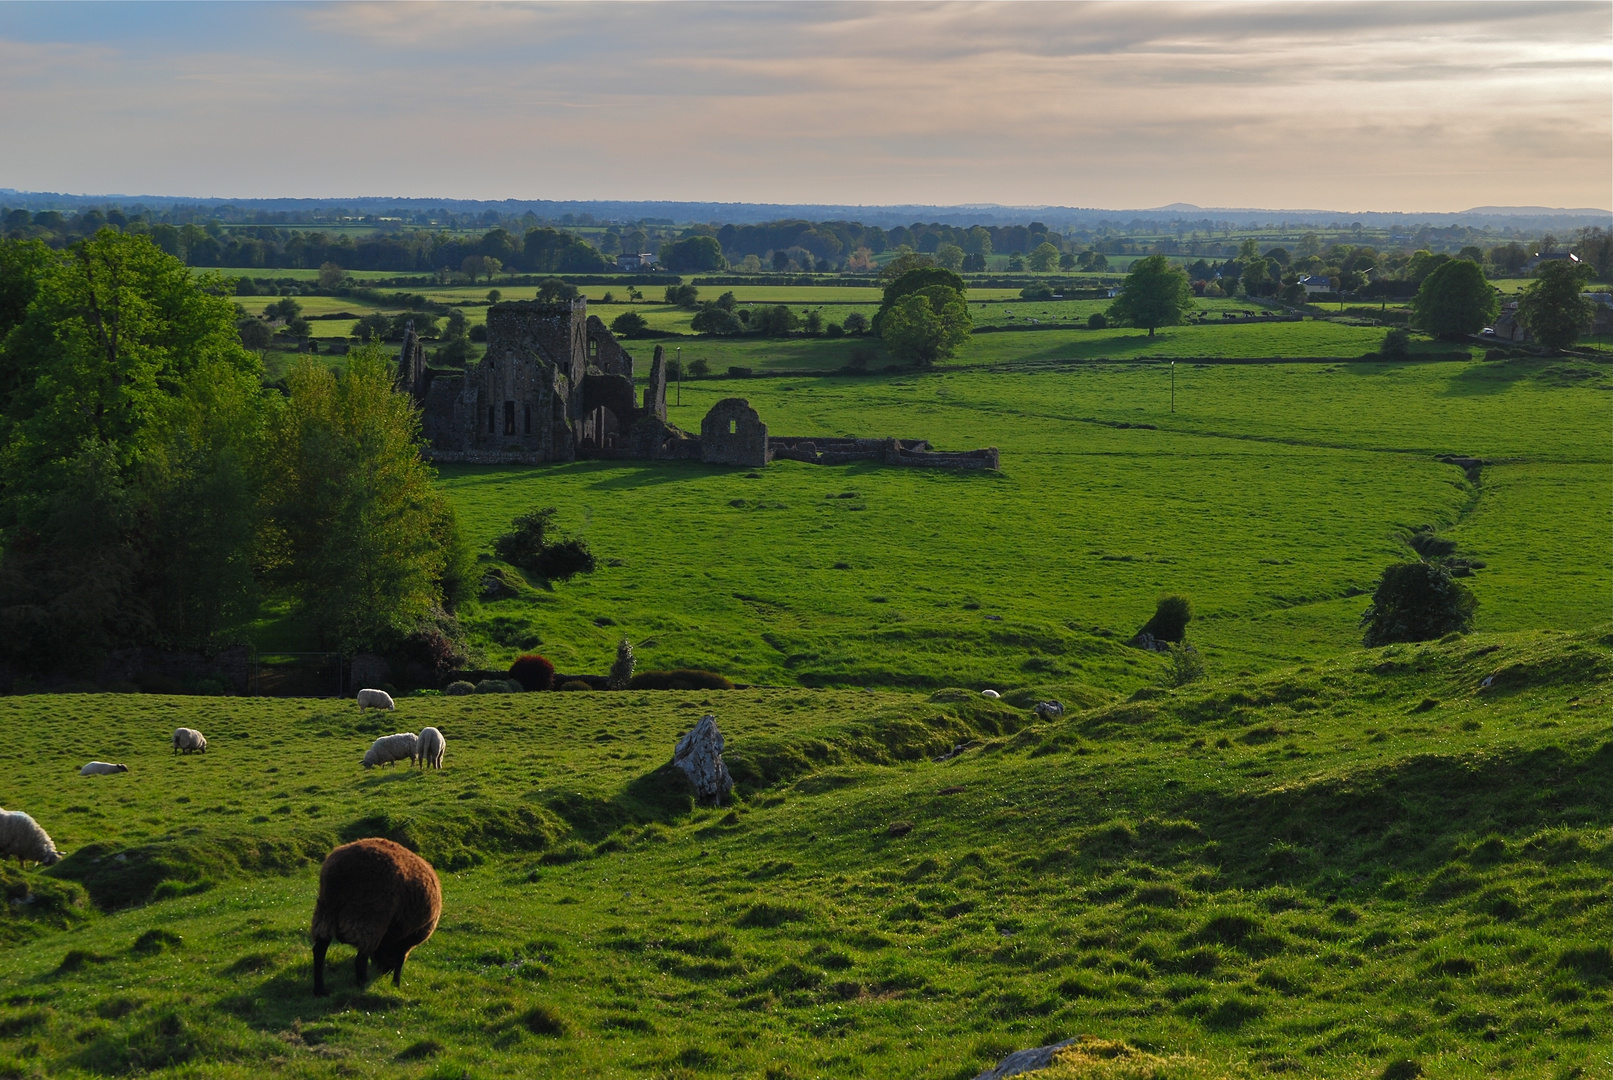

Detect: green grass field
1,628,1608,1079
435,358,1608,685
5,320,1609,1080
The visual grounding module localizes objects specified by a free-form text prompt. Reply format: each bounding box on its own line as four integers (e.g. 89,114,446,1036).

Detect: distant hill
1,188,1608,231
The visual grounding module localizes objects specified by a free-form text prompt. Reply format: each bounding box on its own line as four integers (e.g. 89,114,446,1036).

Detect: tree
1027,242,1061,273
1106,254,1194,337
1517,258,1595,350
0,231,267,668
461,255,499,283
610,311,648,337
659,235,726,273
1410,259,1497,339
878,252,935,282
237,317,273,351
935,243,965,271
264,347,467,654
880,285,970,366
752,305,800,336
317,262,346,289
691,306,742,335
535,277,579,303
665,284,699,309
1360,562,1477,646
843,311,869,335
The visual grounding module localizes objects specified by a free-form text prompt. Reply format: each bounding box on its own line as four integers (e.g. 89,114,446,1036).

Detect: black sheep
310,838,441,995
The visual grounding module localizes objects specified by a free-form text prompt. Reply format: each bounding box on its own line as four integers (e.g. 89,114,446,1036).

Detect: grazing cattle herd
6,689,451,994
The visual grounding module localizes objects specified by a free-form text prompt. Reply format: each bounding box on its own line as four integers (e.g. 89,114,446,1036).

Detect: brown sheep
310,838,441,996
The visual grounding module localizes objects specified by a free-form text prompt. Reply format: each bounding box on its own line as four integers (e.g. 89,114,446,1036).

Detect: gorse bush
1139,594,1192,643
494,508,596,582
1381,328,1411,356
1361,561,1478,645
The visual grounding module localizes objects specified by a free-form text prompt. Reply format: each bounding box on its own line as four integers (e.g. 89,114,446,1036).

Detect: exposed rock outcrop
672,714,733,803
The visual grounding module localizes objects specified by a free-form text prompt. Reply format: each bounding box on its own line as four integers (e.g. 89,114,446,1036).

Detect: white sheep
414,727,445,770
363,732,419,769
357,688,396,713
172,727,207,754
79,761,129,776
0,809,63,867
981,689,1002,699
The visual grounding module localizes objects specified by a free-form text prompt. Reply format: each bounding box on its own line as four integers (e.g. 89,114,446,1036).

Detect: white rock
981,689,1001,699
673,715,733,804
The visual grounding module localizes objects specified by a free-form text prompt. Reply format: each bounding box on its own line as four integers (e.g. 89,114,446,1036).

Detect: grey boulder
673,714,733,803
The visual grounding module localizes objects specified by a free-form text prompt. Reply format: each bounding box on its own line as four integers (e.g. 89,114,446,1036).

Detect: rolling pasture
3,331,1609,1079
441,357,1608,683
0,629,1608,1079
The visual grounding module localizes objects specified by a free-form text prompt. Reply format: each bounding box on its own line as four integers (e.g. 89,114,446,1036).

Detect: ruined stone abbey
398,299,997,471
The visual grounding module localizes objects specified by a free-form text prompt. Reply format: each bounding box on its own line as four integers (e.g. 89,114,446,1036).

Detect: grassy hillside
1,628,1608,1079
437,358,1610,683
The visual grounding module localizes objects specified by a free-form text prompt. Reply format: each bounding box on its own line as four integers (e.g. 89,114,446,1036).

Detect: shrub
608,638,635,690
628,669,735,691
474,678,520,694
538,537,595,581
1165,642,1206,686
825,321,845,338
843,312,870,335
687,358,710,376
1361,562,1478,646
1139,594,1192,643
1380,328,1411,356
727,366,752,378
444,680,475,696
558,679,593,692
1087,312,1108,329
508,654,556,691
1020,284,1054,300
469,324,487,342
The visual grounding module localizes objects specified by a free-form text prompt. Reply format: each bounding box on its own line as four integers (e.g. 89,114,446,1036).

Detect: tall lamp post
1170,361,1175,414
676,346,682,407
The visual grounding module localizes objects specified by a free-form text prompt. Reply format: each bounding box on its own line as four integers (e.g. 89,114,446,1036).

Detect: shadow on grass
1440,358,1539,397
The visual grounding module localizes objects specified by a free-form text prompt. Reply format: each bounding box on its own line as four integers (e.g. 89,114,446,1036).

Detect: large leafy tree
1107,254,1194,336
1411,259,1497,339
264,347,470,654
0,232,267,666
1517,259,1595,350
659,235,727,273
881,286,970,366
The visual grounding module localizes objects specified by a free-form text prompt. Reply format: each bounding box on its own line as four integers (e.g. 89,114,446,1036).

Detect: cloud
0,1,1606,209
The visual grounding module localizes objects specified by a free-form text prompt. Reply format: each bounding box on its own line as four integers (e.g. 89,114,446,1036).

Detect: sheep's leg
354,951,369,989
312,936,330,996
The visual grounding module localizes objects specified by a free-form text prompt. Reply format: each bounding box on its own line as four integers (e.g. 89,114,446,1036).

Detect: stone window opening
523,404,532,435
504,401,516,435
588,339,598,359
728,419,737,434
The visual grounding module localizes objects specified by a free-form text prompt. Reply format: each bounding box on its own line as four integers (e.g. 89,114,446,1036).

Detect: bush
1087,312,1108,329
558,679,593,692
443,681,475,696
627,669,735,691
687,359,710,376
843,312,870,335
469,324,487,342
1165,643,1207,686
727,366,752,378
1361,562,1478,646
508,654,556,691
1139,594,1192,643
1381,328,1411,356
1020,284,1054,300
474,678,521,694
538,537,595,581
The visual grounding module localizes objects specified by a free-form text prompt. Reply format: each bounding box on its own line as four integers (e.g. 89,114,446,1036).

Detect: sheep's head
114,764,129,772
42,850,63,866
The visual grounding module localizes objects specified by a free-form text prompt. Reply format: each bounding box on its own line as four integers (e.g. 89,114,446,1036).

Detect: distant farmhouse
396,300,997,470
615,252,659,271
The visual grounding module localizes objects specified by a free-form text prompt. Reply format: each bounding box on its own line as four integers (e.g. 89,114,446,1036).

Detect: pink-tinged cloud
0,1,1606,210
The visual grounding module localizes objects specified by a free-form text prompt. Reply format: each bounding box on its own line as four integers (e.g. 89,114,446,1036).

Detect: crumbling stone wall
586,315,634,379
700,398,769,467
397,321,429,399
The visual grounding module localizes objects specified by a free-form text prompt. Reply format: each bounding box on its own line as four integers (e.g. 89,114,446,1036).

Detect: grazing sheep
172,727,207,754
0,810,63,867
981,689,1002,699
357,688,396,713
310,837,441,995
414,727,445,770
362,733,419,769
79,761,129,776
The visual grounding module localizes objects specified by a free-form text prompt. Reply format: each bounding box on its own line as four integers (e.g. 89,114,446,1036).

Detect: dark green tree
1107,254,1194,336
1411,259,1497,339
610,311,648,337
1517,259,1595,350
659,235,726,272
535,277,580,303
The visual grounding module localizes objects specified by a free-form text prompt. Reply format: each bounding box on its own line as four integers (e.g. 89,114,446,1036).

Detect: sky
0,1,1608,213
